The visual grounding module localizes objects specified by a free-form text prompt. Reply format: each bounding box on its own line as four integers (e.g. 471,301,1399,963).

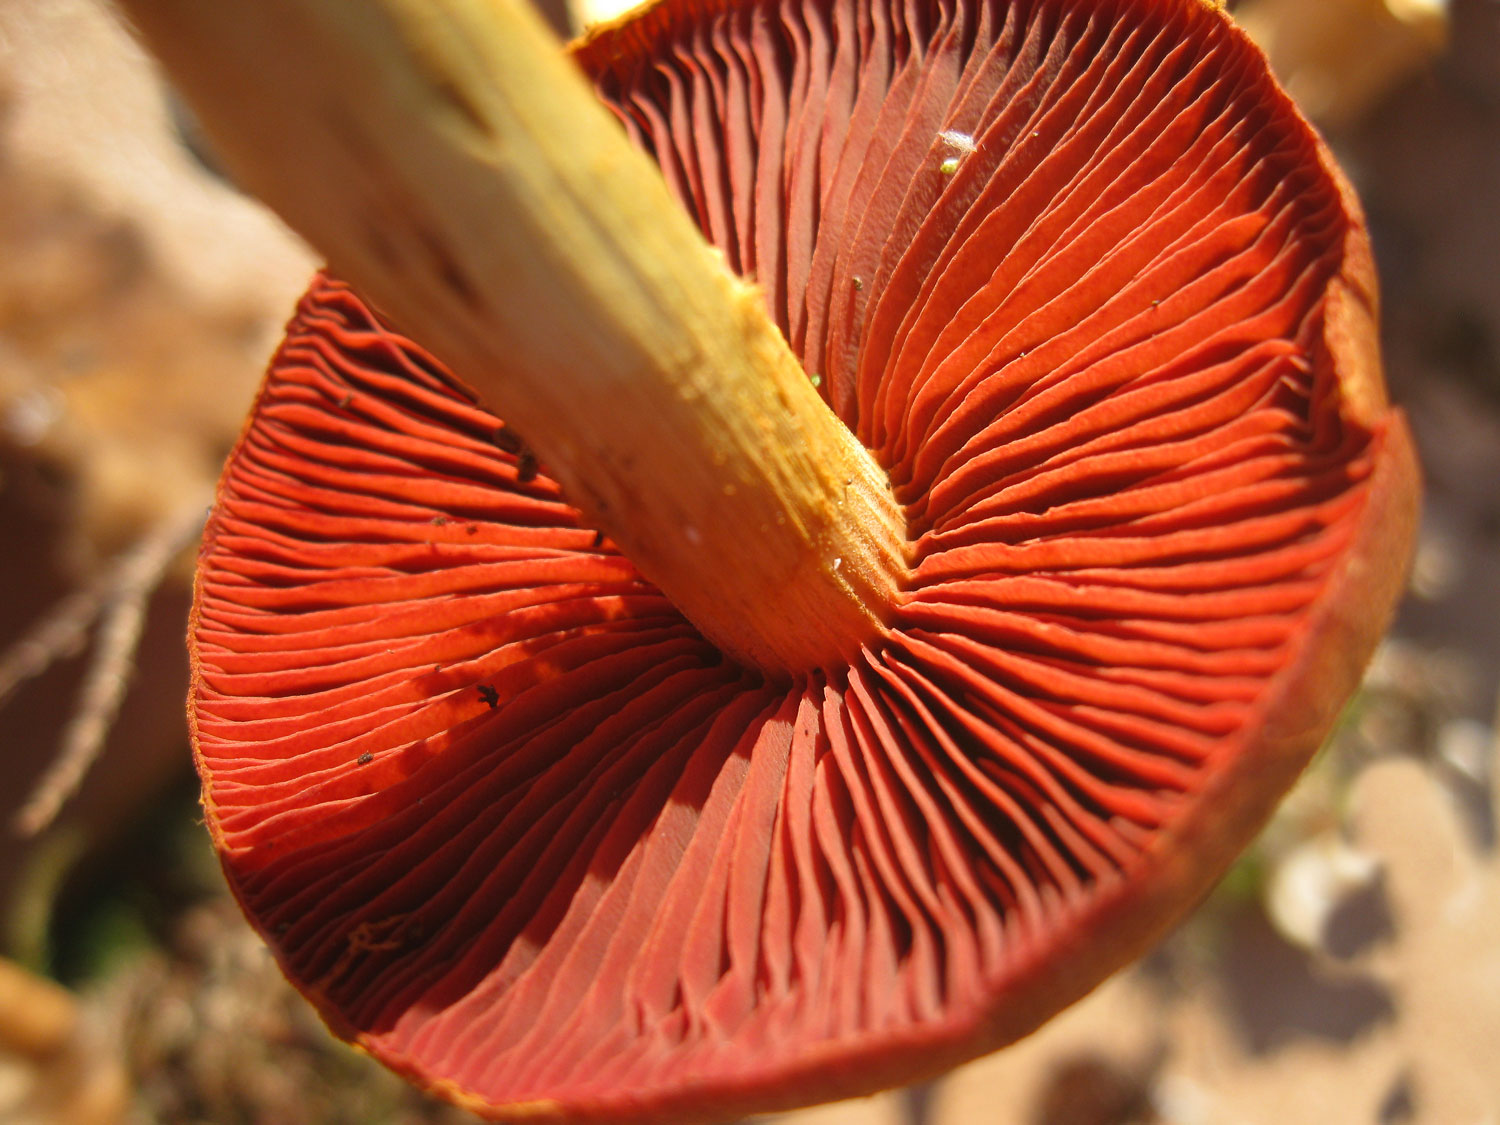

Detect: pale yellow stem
114,0,907,675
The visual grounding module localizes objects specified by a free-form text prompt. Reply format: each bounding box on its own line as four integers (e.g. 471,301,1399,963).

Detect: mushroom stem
115,0,907,675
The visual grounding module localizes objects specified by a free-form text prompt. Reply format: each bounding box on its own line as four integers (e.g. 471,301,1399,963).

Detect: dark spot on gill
492,424,525,454
516,450,539,483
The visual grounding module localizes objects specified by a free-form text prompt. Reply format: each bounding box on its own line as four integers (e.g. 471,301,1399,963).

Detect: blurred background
0,0,1495,1122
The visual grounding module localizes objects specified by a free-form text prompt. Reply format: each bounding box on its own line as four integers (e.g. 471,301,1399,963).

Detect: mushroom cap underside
190,0,1420,1120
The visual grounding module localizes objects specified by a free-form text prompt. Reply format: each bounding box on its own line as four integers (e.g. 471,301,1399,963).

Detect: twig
11,496,209,838
0,583,111,710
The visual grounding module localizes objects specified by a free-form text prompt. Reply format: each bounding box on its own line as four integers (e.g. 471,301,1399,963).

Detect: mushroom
127,0,1417,1119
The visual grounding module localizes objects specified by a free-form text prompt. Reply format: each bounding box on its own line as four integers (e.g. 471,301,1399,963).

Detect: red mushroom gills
190,0,1419,1120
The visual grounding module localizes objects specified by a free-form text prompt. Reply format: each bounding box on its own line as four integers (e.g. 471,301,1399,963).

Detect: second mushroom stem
116,0,908,676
